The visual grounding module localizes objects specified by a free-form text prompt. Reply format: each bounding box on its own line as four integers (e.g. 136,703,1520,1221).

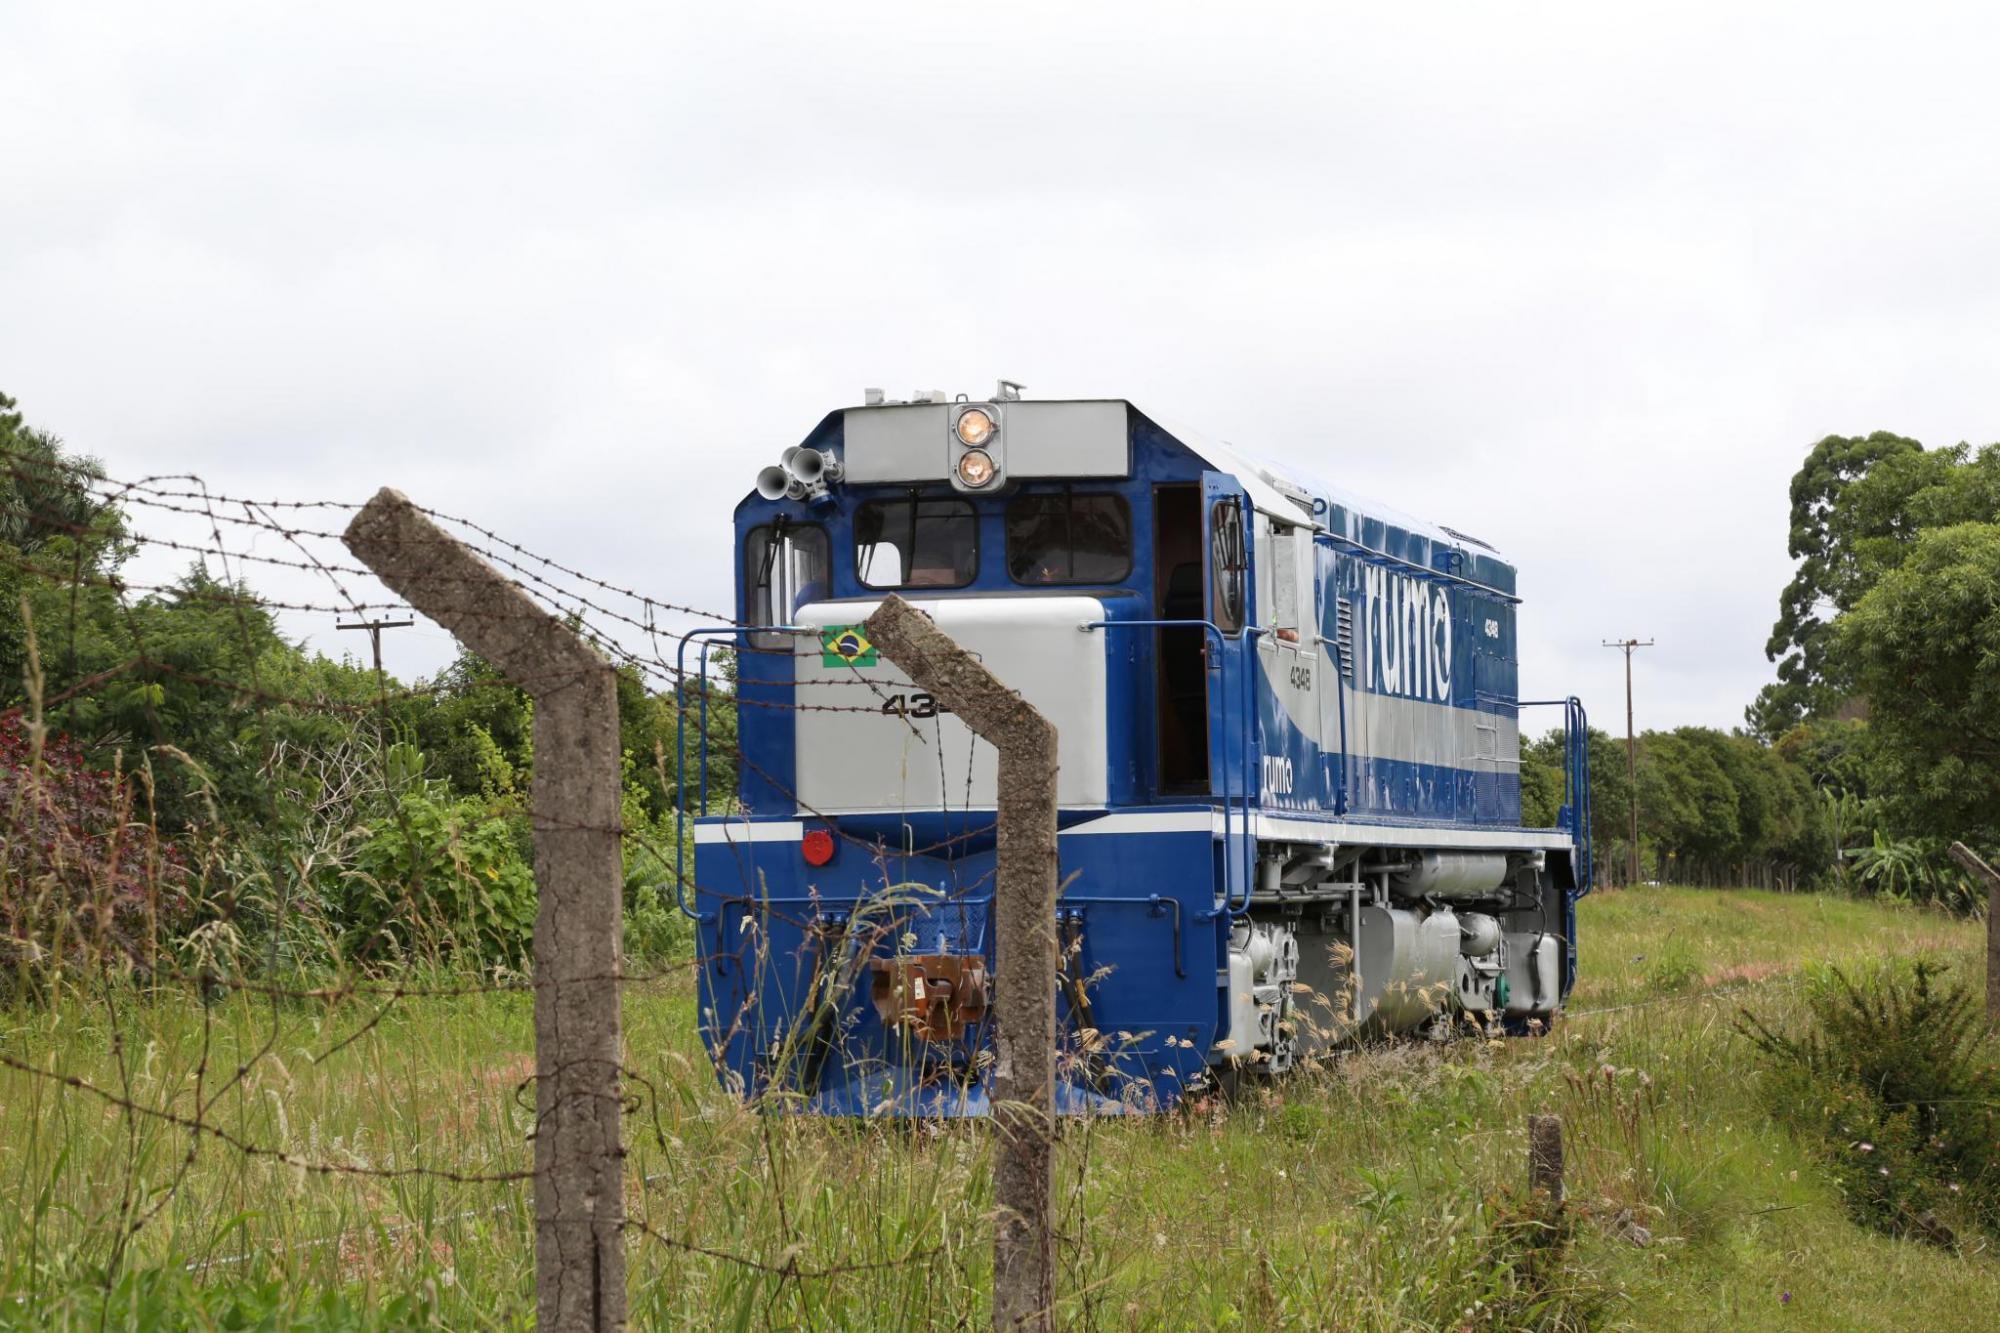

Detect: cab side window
1209,497,1247,634
1269,524,1299,638
745,522,828,648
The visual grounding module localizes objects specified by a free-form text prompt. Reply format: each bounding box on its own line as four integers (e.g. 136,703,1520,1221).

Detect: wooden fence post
344,489,626,1331
1528,1114,1565,1206
1947,842,2000,1024
862,595,1059,1333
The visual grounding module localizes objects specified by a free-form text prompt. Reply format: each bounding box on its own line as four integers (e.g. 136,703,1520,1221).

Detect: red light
801,829,836,867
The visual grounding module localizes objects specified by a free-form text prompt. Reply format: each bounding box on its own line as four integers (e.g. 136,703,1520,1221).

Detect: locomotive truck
679,384,1591,1114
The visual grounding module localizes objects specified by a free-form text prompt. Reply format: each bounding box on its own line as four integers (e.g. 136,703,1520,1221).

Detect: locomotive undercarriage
1219,842,1568,1076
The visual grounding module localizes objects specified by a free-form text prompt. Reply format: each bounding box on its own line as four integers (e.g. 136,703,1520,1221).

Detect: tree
1841,521,2000,849
1752,433,2000,737
0,392,126,695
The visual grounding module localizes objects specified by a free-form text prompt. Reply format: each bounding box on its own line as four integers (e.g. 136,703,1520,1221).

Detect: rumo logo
1362,566,1453,703
1261,755,1294,800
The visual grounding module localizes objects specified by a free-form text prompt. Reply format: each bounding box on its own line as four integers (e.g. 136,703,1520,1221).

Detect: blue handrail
1513,695,1593,894
1314,633,1351,816
672,625,807,922
1231,627,1269,915
1079,618,1260,918
1566,696,1592,894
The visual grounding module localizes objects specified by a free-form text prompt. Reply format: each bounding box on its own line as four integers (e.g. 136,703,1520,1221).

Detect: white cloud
4,1,1997,726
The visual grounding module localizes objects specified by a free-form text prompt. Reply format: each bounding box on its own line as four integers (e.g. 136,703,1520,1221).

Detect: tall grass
3,887,1995,1328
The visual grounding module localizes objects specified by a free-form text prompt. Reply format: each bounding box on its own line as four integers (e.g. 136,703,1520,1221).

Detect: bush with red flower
0,710,191,977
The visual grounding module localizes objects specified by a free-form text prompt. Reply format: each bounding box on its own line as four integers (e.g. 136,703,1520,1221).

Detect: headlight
956,448,996,488
955,407,996,447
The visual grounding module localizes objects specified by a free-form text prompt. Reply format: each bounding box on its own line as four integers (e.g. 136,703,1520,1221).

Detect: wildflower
1856,1142,1874,1153
1780,1291,1792,1305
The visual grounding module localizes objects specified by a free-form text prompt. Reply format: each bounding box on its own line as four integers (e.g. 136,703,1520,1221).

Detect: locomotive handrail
1312,529,1523,605
1312,633,1350,816
672,624,810,922
1079,617,1260,917
1232,626,1270,915
1058,893,1187,980
1503,696,1594,897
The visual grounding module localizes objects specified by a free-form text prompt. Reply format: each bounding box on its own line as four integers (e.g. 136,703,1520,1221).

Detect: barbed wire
0,435,987,1313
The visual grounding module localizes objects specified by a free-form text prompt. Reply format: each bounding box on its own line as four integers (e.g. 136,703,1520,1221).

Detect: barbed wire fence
3,442,1994,1326
0,444,986,1327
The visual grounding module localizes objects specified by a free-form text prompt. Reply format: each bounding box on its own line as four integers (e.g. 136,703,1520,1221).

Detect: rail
1513,695,1593,894
678,616,1272,925
1313,633,1350,815
1078,618,1262,918
673,624,806,921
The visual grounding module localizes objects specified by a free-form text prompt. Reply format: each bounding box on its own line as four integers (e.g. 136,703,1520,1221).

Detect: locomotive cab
691,385,1592,1114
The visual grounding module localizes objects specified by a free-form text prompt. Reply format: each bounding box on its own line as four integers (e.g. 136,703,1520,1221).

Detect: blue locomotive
680,385,1591,1114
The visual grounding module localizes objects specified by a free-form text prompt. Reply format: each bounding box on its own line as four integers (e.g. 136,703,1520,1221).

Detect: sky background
4,1,1997,736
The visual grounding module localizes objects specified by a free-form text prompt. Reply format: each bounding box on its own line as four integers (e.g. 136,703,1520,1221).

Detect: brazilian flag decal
819,624,878,668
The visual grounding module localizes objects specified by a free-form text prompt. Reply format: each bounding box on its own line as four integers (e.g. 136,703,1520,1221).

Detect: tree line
1521,430,1998,906
0,390,732,977
2,388,1995,988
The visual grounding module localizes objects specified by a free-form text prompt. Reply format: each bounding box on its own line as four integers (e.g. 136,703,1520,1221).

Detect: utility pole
338,616,414,677
1602,638,1654,885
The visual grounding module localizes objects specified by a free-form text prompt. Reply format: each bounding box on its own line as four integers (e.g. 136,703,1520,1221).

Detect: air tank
1388,851,1508,901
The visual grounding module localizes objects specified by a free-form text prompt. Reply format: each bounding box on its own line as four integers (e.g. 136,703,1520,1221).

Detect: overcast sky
4,2,1996,735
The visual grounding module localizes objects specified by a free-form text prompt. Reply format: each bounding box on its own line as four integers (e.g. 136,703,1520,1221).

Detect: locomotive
680,385,1592,1114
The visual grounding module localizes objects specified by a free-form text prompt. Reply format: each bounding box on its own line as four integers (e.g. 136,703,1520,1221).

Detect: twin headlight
757,397,1007,503
950,404,1002,491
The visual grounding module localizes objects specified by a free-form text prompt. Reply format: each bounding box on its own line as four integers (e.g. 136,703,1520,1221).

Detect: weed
1739,959,2000,1244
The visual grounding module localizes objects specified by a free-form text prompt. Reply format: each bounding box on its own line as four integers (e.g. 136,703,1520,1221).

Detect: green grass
3,887,1997,1328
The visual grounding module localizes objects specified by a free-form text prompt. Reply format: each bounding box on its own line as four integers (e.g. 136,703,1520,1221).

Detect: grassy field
3,886,1996,1329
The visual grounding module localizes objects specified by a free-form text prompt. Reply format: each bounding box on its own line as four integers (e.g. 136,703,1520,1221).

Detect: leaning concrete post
863,595,1058,1333
1947,842,2000,1024
345,489,625,1331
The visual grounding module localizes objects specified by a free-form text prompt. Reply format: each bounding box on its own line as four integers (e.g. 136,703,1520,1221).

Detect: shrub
345,783,536,968
1846,832,1984,912
1739,960,2000,1243
0,711,189,978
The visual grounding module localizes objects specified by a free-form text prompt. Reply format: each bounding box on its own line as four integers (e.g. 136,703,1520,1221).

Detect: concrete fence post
1946,842,2000,1024
345,489,626,1331
862,595,1059,1333
1528,1113,1565,1207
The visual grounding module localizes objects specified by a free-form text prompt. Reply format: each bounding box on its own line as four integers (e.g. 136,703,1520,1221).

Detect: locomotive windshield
855,497,978,589
1005,492,1131,585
